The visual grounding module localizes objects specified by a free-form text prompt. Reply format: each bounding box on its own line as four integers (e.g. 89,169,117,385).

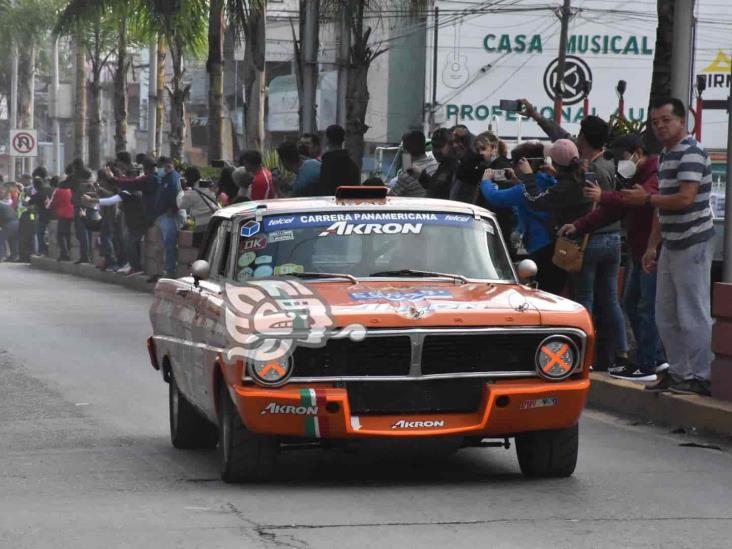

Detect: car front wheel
218,383,278,483
169,371,218,449
515,424,579,478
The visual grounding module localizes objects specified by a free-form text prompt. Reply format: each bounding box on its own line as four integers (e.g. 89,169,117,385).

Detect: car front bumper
232,378,590,438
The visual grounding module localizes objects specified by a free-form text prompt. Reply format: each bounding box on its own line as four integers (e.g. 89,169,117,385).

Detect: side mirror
517,259,538,282
191,259,210,287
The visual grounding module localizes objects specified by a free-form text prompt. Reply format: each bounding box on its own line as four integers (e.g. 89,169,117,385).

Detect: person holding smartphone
479,141,565,294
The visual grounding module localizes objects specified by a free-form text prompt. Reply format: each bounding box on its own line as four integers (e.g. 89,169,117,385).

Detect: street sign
10,129,38,157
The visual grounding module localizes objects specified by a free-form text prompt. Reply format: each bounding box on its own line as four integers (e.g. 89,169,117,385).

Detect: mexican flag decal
300,388,329,438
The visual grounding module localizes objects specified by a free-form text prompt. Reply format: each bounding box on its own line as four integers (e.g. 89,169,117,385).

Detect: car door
192,219,233,417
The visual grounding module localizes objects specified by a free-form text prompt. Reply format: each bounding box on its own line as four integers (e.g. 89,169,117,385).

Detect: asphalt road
2,264,732,549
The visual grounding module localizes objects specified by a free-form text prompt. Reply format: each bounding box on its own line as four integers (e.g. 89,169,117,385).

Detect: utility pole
429,5,439,133
9,37,17,180
336,1,350,128
301,0,319,133
147,38,157,156
722,58,732,282
52,36,61,175
553,0,571,125
670,0,695,106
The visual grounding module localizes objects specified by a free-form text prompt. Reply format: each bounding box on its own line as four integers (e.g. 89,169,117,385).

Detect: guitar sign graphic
442,21,470,89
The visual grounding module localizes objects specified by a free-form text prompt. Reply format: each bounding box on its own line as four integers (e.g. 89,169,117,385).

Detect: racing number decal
539,343,571,375
300,388,329,438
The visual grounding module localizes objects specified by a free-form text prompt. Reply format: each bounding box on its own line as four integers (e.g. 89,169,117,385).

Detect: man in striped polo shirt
622,97,714,396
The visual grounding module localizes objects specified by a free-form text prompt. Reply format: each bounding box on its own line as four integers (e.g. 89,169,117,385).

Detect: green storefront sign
483,33,653,56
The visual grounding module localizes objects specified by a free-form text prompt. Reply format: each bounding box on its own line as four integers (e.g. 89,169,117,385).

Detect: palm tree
320,1,428,171
0,0,58,141
56,0,208,161
207,0,268,157
645,0,675,153
56,13,116,167
56,0,139,156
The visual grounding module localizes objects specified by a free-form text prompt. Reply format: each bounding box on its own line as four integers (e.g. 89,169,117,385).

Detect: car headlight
248,356,294,387
535,335,580,380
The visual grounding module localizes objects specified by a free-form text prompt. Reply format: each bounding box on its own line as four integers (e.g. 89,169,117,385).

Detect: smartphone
210,159,228,168
492,169,507,182
500,99,521,112
584,171,598,187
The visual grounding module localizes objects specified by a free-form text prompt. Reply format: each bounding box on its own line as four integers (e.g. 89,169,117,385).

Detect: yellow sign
701,49,731,74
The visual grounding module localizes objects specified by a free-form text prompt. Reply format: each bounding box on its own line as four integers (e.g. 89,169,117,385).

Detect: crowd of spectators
0,105,716,396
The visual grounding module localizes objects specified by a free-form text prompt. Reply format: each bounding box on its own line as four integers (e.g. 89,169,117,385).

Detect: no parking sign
10,129,37,157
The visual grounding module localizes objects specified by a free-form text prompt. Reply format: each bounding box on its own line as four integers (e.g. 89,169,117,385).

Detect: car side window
199,217,222,263
210,221,232,281
218,223,232,278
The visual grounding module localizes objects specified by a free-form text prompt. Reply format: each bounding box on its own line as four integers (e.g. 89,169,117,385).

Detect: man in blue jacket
154,157,182,278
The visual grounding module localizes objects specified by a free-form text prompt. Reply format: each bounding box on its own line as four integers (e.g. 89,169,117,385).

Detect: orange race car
148,187,594,483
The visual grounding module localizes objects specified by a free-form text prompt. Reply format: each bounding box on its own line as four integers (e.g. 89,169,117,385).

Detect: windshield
234,211,514,282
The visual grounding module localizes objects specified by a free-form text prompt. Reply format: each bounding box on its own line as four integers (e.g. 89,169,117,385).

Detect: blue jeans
0,219,19,258
74,208,91,261
156,214,179,276
623,260,665,373
571,232,628,355
37,217,49,255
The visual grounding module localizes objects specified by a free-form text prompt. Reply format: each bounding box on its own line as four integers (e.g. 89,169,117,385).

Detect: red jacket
573,156,658,263
251,167,275,200
48,188,74,220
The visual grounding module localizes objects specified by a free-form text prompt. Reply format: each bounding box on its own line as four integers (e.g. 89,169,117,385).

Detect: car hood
308,280,585,328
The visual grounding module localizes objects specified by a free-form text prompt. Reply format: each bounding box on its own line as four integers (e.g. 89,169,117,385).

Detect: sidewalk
27,257,732,441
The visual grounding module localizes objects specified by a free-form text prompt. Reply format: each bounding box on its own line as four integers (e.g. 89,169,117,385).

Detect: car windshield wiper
287,271,359,285
368,269,468,284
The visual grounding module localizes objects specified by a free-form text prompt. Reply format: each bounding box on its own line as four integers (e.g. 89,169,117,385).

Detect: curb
29,256,156,294
588,372,732,439
22,259,732,440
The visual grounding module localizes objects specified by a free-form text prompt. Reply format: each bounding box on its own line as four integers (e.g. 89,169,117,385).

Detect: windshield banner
262,212,473,232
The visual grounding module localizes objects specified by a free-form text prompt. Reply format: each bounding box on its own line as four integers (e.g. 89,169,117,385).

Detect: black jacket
419,157,456,199
522,171,592,231
319,149,360,195
451,151,485,203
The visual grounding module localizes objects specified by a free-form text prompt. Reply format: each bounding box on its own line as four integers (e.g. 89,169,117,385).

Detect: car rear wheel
169,371,218,449
515,424,578,478
218,383,278,483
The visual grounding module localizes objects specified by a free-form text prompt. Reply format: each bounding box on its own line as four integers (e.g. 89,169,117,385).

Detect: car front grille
420,333,546,375
292,336,412,378
285,329,584,380
345,379,485,414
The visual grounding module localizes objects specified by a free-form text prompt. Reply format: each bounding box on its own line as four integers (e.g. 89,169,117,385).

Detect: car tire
515,424,578,478
169,371,218,449
218,383,278,483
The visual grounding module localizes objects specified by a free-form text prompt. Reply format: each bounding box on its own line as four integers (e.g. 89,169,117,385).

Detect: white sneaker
117,263,132,275
655,361,670,373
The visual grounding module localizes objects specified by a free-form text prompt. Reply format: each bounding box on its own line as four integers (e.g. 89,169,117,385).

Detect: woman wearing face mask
557,133,666,382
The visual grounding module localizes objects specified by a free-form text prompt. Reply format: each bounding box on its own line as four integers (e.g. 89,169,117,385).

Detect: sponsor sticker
237,267,254,281
238,251,257,267
255,255,273,265
241,234,268,251
254,265,274,277
269,230,294,243
349,289,453,301
240,220,261,237
260,402,318,415
274,263,304,276
520,397,558,410
262,212,474,232
391,420,445,429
